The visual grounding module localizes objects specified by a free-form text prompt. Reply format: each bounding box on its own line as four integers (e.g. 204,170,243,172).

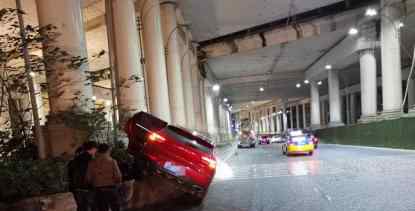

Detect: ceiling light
92,96,97,101
259,87,265,92
296,83,301,88
348,27,359,35
325,64,332,70
29,72,36,77
224,98,228,102
398,21,404,28
365,8,378,17
212,84,220,92
304,80,310,84
317,81,323,86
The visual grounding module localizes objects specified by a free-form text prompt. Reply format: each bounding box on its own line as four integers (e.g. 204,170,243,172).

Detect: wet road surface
135,144,415,211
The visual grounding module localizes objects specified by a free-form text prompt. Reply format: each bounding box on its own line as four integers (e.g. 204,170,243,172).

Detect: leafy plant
0,158,68,203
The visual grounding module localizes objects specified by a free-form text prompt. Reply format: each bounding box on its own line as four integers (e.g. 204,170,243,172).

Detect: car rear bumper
146,154,215,189
287,144,314,154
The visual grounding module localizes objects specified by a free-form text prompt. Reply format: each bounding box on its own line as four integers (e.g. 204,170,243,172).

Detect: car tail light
148,132,166,142
202,156,217,170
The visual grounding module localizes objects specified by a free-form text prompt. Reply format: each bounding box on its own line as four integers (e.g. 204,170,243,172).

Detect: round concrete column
37,0,93,156
296,104,300,129
36,0,93,113
112,0,146,124
381,1,403,115
138,0,171,122
359,49,378,119
180,45,195,129
302,103,307,128
160,1,187,126
191,64,203,131
408,78,415,111
328,70,343,126
310,81,321,128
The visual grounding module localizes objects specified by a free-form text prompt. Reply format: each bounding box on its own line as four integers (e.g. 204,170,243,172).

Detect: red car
125,112,217,202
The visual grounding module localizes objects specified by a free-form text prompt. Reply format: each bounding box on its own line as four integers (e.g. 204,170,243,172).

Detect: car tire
314,144,318,149
187,191,206,206
308,151,313,156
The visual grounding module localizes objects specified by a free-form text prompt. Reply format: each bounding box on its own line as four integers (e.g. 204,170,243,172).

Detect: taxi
282,130,314,156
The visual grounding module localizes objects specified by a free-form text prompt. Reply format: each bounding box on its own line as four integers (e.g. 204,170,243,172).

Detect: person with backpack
86,143,123,211
68,141,98,211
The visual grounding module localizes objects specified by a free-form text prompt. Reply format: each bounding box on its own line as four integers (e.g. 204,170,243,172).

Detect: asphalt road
135,144,415,211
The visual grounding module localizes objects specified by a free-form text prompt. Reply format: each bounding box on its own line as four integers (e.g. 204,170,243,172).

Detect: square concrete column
138,0,171,122
380,0,403,116
359,49,378,121
328,70,344,126
160,1,187,126
112,0,147,124
310,81,321,129
350,93,357,123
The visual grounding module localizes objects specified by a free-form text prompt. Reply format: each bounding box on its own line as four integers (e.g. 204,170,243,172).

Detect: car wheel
308,151,313,156
187,191,206,206
314,144,318,149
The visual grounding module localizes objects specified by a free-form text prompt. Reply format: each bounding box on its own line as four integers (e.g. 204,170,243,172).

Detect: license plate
164,162,185,176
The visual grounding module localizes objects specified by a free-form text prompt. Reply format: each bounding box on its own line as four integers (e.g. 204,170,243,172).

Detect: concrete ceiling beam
199,6,371,59
219,71,304,86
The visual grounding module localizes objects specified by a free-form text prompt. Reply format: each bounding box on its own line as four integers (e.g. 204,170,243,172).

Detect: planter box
6,192,76,211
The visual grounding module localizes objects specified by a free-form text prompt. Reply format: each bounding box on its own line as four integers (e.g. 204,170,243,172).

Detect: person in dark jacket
68,141,98,211
86,143,122,211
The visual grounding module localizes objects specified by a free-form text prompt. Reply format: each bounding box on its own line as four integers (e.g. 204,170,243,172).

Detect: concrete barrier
316,116,415,149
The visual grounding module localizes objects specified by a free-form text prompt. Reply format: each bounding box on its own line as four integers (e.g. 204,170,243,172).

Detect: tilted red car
125,112,217,202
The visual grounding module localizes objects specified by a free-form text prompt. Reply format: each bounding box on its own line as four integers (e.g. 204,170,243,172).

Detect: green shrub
0,158,68,203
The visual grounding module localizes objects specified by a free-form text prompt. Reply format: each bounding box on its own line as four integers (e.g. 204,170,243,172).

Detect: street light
259,87,265,92
304,79,309,84
325,64,332,70
318,81,323,86
212,84,220,92
224,98,228,103
296,83,301,88
348,27,359,35
365,8,378,17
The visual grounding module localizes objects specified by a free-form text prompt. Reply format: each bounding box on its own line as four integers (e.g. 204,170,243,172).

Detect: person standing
86,143,122,211
68,141,98,211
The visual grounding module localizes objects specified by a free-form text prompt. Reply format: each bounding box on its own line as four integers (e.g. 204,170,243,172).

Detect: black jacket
68,152,93,191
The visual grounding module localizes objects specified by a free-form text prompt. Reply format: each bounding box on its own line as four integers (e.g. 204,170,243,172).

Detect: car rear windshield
289,130,305,137
164,126,211,153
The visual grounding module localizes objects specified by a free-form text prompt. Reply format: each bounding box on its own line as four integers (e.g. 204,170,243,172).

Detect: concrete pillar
310,81,321,128
33,75,46,125
200,78,209,132
282,105,288,131
350,93,356,123
289,106,294,129
360,49,378,119
302,103,307,128
37,0,93,113
138,0,171,122
37,0,93,156
381,0,403,115
160,1,186,126
345,93,351,124
191,65,203,131
112,0,146,124
180,44,195,129
409,77,415,111
328,70,343,126
296,104,300,129
205,88,219,140
276,115,282,133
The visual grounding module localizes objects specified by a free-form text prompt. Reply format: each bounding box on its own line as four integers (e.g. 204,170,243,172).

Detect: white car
270,135,283,143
